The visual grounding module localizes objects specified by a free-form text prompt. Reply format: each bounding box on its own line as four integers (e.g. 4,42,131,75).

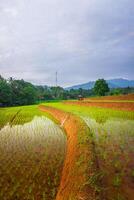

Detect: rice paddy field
0,106,66,200
0,94,134,200
41,95,134,200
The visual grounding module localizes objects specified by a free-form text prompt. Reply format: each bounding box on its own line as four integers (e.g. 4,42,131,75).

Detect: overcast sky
0,0,134,87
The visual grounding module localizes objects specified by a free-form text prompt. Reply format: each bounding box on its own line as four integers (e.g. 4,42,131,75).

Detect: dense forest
0,75,134,107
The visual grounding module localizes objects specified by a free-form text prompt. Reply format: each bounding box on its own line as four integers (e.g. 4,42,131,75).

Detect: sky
0,0,134,87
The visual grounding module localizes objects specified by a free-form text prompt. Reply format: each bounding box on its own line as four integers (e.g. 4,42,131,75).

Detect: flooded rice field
0,116,66,200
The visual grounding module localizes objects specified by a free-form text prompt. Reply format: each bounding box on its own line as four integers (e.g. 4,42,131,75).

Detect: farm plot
82,117,134,200
64,101,134,111
0,105,54,128
0,107,66,200
64,94,134,111
85,93,134,101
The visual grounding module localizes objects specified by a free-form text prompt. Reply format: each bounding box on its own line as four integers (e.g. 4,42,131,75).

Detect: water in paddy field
82,116,134,200
0,116,67,200
82,116,134,149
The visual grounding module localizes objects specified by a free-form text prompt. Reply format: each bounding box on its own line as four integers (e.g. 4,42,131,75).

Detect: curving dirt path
39,105,102,200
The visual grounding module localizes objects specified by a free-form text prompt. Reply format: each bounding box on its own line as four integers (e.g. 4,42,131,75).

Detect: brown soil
86,93,134,101
65,101,134,111
39,105,101,200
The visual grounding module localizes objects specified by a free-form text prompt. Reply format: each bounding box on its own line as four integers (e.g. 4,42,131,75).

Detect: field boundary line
10,109,22,124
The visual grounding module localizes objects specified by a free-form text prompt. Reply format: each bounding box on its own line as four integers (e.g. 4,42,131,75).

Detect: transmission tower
56,71,58,87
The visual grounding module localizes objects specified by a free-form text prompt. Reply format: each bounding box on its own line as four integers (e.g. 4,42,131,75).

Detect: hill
66,78,134,90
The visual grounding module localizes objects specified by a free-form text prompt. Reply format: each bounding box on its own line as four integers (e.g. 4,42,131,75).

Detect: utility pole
55,71,58,99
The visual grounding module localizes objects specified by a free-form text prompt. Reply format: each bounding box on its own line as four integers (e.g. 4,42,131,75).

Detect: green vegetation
0,105,58,129
109,87,134,96
43,102,134,121
93,78,110,96
1,75,133,107
0,76,37,106
0,75,93,106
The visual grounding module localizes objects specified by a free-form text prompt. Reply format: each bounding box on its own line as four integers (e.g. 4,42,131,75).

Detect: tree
50,86,65,99
93,79,109,96
0,76,12,106
109,88,122,95
21,85,37,105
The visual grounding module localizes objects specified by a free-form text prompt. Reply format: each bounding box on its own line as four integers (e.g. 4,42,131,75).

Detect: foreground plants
82,117,134,199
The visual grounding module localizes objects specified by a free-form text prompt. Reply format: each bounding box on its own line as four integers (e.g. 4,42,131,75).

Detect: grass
83,100,134,102
42,102,134,121
0,105,61,129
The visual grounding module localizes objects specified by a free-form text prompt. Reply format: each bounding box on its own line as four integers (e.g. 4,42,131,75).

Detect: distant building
78,95,84,101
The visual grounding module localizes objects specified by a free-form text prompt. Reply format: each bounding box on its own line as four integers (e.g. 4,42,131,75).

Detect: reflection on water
0,116,66,200
82,117,134,148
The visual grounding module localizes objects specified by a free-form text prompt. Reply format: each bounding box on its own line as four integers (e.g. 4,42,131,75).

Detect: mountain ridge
65,78,134,90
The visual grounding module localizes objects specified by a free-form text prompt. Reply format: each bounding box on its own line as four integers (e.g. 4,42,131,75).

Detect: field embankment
86,93,134,101
64,94,134,111
39,105,102,200
67,94,134,112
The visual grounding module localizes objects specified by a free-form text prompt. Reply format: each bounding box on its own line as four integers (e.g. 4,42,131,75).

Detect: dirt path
39,105,102,200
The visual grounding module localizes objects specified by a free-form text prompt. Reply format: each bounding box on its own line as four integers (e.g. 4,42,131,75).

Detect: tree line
0,75,92,106
0,75,133,107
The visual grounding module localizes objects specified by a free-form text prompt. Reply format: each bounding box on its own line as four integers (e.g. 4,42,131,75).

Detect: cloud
0,0,134,87
3,7,18,17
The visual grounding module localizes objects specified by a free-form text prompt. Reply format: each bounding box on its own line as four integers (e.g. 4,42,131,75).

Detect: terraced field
0,95,134,200
65,94,134,111
85,94,134,101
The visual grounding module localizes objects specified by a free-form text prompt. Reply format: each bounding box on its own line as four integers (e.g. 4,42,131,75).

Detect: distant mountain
66,78,134,90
